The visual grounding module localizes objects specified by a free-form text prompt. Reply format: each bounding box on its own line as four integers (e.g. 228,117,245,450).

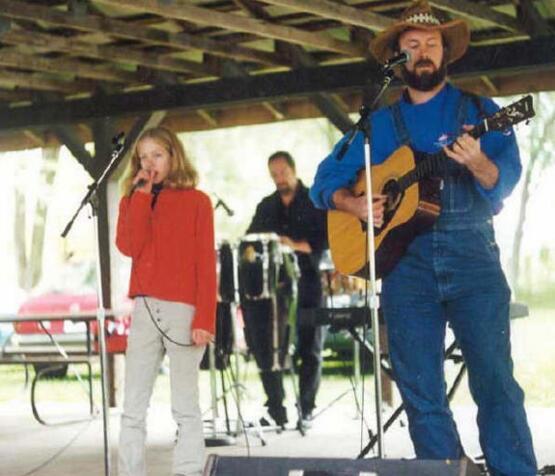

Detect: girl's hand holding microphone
132,169,154,194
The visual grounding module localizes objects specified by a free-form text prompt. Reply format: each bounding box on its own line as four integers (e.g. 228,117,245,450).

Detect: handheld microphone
382,50,411,71
132,178,147,192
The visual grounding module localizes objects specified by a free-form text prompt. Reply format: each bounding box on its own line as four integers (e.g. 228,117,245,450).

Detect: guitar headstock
486,95,535,132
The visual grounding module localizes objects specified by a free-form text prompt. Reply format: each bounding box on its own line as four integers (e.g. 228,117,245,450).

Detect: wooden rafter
95,0,368,57
234,0,353,132
0,0,289,67
22,130,46,148
0,47,137,83
259,0,394,32
1,28,217,78
0,88,34,103
516,0,552,37
51,124,94,173
0,68,91,94
2,36,554,132
429,0,525,34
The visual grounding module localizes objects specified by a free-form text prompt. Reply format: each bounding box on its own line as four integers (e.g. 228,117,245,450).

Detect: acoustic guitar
328,95,535,279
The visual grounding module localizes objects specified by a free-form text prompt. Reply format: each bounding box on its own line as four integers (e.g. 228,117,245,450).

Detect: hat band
404,12,441,26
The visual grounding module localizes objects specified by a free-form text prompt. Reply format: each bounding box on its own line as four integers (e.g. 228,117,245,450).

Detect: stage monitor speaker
203,455,482,476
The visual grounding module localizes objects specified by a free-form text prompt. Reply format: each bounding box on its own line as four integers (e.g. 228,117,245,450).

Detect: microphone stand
61,132,126,476
336,67,396,458
212,192,235,217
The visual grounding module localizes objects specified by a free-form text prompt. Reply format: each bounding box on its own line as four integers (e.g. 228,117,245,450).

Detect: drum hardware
217,241,236,304
210,234,309,438
238,232,289,301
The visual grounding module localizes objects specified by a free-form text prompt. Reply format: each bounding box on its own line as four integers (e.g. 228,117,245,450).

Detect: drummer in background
245,151,328,427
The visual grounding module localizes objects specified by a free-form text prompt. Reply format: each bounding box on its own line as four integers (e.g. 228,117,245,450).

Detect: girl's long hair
120,126,198,196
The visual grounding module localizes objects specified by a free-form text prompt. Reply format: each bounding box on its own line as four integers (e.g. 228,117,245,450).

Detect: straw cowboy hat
370,0,470,65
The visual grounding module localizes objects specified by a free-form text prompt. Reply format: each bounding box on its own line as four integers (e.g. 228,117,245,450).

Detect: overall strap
389,102,411,146
457,91,486,131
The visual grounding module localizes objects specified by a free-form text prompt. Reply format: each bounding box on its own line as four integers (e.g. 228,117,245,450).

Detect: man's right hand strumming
332,189,386,227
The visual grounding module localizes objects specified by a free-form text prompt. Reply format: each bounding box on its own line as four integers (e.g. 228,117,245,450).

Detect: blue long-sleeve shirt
309,83,521,215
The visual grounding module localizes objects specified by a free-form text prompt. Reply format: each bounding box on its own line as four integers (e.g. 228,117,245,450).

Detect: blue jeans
382,221,537,476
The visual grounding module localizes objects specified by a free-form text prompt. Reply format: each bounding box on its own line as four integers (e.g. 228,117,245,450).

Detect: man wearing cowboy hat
310,1,537,475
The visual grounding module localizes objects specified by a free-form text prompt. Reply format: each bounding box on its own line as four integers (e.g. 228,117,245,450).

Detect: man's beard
401,58,447,91
277,183,294,195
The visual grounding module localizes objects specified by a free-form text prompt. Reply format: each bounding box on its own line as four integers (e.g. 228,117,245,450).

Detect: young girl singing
116,126,216,476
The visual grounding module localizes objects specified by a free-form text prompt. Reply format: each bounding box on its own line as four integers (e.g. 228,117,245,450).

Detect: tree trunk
14,186,27,289
13,147,60,292
510,162,533,295
29,148,60,288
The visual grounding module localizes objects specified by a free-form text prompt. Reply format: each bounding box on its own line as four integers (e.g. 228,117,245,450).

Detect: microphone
381,50,411,71
112,131,125,145
215,198,235,217
132,178,147,192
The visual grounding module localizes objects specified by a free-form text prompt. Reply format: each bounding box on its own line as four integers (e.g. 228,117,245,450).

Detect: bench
0,312,114,425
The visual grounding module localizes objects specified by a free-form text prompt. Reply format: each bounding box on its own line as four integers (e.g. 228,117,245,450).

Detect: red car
12,292,131,377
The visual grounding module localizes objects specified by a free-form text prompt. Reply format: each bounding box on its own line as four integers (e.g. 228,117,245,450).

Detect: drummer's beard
277,183,294,195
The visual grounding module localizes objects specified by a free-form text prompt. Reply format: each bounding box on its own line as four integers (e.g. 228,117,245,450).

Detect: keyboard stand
356,338,466,458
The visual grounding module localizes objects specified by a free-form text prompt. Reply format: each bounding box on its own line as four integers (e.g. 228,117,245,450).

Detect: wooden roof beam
196,109,219,127
22,129,46,148
429,0,525,34
259,0,393,32
0,47,137,83
262,101,287,120
1,28,217,78
479,75,499,96
0,68,92,94
0,0,288,68
95,0,368,57
0,88,34,103
51,124,94,174
516,0,553,38
1,36,554,131
236,0,354,132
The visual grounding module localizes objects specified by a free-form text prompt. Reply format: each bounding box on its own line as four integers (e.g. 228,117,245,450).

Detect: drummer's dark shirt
247,180,327,304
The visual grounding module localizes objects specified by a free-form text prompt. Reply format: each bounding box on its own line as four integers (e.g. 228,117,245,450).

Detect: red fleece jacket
116,188,217,334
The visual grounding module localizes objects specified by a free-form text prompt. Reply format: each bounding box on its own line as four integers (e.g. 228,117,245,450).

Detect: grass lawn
1,305,553,410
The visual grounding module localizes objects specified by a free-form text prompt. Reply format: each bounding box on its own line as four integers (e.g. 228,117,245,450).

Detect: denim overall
381,96,537,475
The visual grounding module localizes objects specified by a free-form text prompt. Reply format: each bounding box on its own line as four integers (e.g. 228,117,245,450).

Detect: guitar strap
389,102,411,147
389,89,485,149
457,92,486,132
389,89,487,183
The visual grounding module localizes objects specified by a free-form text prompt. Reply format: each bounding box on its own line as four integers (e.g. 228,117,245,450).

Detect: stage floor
1,397,553,476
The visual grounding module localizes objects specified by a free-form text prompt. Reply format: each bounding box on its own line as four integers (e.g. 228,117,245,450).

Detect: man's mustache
415,59,435,68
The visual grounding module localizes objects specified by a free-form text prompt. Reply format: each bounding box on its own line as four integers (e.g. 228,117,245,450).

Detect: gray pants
118,297,205,476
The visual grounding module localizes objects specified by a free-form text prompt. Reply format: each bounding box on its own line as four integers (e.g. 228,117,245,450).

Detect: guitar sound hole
358,180,402,232
382,180,402,227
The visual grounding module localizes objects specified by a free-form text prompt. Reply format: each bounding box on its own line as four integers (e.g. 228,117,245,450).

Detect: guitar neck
398,121,487,191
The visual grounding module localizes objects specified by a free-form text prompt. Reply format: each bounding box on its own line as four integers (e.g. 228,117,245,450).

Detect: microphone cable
17,419,92,476
128,186,196,347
